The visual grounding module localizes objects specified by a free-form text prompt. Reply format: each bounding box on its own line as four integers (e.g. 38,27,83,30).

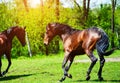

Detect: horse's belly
71,46,85,55
0,44,7,56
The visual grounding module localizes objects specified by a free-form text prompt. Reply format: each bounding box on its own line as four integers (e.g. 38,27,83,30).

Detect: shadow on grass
75,79,120,83
0,73,36,81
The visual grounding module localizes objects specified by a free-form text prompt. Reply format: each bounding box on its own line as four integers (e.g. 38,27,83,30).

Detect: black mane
55,23,80,34
1,26,18,35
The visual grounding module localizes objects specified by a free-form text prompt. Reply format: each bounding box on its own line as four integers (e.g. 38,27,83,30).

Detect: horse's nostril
44,43,46,46
44,43,48,46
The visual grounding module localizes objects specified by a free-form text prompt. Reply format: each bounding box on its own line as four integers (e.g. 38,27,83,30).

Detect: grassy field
0,50,120,83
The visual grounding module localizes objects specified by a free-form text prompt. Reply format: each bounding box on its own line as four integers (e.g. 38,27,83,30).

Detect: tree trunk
111,0,116,48
23,0,32,57
86,0,90,20
55,0,59,21
54,0,60,53
83,0,86,22
23,0,29,12
82,0,90,26
40,0,44,21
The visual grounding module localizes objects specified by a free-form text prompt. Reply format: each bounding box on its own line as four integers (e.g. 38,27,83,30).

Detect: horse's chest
0,38,11,56
63,37,84,54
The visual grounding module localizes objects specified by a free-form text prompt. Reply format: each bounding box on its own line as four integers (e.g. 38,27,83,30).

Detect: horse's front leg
59,51,70,82
0,57,2,77
64,55,74,79
2,53,11,76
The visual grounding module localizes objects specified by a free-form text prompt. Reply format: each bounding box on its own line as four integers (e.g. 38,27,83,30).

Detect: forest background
0,0,120,57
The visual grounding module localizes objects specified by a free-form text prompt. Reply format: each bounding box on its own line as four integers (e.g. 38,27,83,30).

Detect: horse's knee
9,61,11,65
100,59,105,67
65,66,69,71
101,59,105,64
62,65,65,69
92,57,98,64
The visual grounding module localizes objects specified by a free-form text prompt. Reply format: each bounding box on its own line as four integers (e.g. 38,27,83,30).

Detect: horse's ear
24,26,26,30
48,23,51,27
51,23,56,27
47,23,51,30
47,23,56,30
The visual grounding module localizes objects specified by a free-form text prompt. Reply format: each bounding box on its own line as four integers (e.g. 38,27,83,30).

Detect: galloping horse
44,23,115,82
0,26,26,76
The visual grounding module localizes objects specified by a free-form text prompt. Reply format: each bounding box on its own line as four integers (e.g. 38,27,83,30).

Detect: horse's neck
60,34,69,43
59,28,79,42
59,30,72,43
6,28,16,41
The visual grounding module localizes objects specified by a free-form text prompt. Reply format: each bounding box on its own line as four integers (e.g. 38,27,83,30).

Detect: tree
111,0,117,48
55,0,59,21
73,0,91,27
54,0,60,53
83,0,90,25
22,0,32,57
23,0,29,12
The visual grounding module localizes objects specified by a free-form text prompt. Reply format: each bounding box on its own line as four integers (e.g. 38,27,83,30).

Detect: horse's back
63,27,102,55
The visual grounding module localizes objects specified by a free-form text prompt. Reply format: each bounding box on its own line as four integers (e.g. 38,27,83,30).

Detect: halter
7,28,12,34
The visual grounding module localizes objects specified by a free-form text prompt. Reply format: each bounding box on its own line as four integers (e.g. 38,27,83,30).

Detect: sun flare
29,0,40,8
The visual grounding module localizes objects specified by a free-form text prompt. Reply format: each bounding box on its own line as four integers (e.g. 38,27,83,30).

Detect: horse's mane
1,26,18,35
54,23,79,34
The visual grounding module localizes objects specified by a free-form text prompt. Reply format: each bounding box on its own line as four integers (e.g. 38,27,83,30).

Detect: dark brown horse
0,26,26,76
44,23,116,82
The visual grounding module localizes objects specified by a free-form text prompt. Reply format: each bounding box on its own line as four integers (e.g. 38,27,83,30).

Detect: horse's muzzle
44,42,48,46
22,43,26,46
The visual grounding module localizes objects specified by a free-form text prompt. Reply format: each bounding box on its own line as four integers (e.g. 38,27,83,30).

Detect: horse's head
44,23,57,45
15,26,26,46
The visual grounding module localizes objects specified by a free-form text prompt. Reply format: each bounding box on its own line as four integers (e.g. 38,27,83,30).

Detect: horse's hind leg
2,53,11,75
85,50,98,80
98,55,105,81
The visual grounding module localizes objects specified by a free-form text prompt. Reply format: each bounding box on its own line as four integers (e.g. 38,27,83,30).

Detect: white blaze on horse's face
44,24,55,45
44,33,49,45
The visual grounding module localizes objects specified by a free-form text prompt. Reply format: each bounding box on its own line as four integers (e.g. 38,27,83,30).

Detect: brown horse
0,26,26,76
44,23,116,82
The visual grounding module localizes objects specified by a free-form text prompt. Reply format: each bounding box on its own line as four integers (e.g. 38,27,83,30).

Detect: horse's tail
96,29,115,56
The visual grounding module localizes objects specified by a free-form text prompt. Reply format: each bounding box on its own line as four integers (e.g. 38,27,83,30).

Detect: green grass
0,50,120,83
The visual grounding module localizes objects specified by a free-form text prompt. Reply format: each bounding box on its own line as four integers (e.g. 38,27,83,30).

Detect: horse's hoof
0,74,3,77
98,77,104,81
67,74,72,79
59,80,63,82
59,79,64,82
2,71,6,76
86,76,90,81
59,77,66,82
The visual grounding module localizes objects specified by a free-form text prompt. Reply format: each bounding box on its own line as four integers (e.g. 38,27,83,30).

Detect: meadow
0,50,120,83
